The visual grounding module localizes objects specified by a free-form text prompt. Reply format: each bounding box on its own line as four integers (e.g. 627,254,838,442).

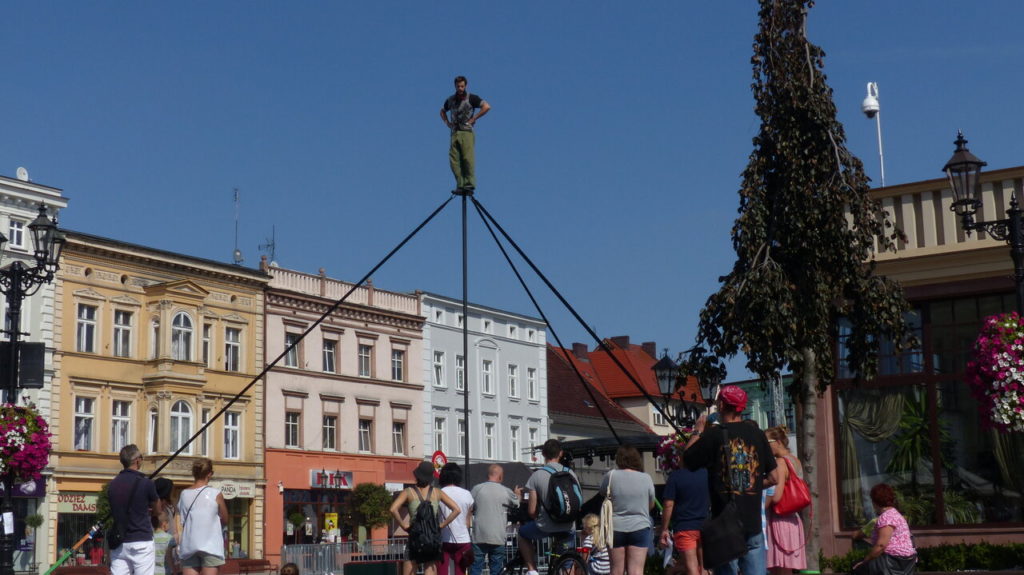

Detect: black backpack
407,487,442,561
541,465,583,523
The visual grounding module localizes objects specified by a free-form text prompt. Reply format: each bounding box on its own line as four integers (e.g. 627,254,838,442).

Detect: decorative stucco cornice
266,290,424,331
63,231,271,287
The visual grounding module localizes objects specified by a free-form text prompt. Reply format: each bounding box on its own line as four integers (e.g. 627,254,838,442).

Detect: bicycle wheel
549,553,587,575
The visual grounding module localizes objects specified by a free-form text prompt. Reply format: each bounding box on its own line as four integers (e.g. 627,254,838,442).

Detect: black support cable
152,195,454,476
51,196,456,574
471,198,682,434
470,199,622,445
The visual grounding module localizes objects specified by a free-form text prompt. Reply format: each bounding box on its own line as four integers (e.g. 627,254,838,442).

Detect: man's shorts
181,552,226,568
518,521,573,552
672,530,701,552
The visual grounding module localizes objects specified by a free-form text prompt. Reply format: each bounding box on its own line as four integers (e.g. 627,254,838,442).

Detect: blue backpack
541,465,583,523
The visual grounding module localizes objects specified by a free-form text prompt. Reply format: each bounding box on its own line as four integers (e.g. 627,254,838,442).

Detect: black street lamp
0,203,64,575
942,131,1024,312
653,350,712,428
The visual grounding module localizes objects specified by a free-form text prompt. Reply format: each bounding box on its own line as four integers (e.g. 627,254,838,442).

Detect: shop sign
211,480,256,500
384,482,404,493
57,493,98,514
309,469,353,489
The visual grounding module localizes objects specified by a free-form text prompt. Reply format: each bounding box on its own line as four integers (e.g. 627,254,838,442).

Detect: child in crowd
581,514,611,575
153,516,176,575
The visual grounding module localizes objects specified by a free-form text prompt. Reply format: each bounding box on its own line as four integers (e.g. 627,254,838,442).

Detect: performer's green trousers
449,130,476,190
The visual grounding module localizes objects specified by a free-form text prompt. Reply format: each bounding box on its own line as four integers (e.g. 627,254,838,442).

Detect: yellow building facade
46,231,270,564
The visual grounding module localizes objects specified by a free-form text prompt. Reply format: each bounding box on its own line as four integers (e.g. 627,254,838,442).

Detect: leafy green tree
343,483,394,532
686,0,914,565
95,482,113,529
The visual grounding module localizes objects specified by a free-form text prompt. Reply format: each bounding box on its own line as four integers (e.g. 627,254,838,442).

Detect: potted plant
287,512,305,545
966,311,1024,432
0,403,52,482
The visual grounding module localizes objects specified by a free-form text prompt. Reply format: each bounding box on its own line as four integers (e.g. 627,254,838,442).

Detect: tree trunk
799,346,821,570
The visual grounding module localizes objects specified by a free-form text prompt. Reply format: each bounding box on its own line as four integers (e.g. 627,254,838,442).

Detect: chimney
572,343,589,360
610,336,630,348
641,341,657,358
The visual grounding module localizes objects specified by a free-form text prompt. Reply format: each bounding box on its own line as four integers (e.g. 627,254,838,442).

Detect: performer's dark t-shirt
684,421,776,537
443,93,484,131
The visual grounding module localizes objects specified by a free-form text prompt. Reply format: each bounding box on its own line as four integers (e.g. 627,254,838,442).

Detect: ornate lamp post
0,203,64,575
653,349,715,428
653,350,684,426
696,367,719,411
942,131,1024,312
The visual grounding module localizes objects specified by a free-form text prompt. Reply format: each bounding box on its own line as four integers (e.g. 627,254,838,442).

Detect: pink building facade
261,264,425,564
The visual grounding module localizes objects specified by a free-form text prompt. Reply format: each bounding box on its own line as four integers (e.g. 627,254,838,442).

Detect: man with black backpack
519,439,582,575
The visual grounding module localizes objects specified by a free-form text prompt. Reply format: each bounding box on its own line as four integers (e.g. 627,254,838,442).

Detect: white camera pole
862,82,885,187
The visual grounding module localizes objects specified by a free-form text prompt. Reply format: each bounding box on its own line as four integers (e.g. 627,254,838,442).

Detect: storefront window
835,294,1024,528
282,488,351,545
13,498,38,571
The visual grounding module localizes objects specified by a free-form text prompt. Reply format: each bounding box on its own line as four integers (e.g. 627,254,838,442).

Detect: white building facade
421,293,548,466
0,172,67,573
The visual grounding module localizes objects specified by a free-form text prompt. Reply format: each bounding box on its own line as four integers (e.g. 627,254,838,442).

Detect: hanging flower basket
0,403,52,482
655,431,694,474
965,312,1024,432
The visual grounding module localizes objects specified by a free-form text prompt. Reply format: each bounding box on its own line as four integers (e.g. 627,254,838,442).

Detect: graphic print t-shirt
684,421,776,537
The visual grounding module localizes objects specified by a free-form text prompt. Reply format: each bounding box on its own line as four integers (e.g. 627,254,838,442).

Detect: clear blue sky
4,2,1023,381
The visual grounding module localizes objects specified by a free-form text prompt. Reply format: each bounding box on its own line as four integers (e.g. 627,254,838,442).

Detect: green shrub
821,548,867,573
918,544,966,572
825,541,1024,573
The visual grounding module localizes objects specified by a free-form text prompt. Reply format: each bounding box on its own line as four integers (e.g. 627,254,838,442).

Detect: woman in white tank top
177,458,229,575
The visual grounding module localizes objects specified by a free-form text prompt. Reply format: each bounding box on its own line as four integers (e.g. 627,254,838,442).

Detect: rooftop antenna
233,188,244,265
861,82,886,187
259,225,277,266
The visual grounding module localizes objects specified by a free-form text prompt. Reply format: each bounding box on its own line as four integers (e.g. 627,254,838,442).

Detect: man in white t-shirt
440,463,475,575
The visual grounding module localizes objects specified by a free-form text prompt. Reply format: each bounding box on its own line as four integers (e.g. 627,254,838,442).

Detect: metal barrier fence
280,530,562,575
281,539,408,575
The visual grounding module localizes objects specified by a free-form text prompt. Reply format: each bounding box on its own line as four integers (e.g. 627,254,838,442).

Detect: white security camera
277,481,284,494
862,82,880,119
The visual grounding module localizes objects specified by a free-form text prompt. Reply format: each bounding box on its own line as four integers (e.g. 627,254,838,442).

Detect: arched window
171,312,193,361
170,400,193,454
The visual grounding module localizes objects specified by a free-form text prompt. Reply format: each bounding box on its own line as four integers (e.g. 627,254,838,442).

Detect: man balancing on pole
441,75,491,193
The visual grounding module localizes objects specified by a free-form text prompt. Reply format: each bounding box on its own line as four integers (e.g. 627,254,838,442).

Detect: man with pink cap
684,385,778,575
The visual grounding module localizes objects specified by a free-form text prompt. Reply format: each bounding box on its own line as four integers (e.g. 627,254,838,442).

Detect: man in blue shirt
108,445,162,575
660,452,710,575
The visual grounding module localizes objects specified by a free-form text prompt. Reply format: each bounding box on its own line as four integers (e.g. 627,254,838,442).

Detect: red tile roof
587,338,661,399
547,345,648,426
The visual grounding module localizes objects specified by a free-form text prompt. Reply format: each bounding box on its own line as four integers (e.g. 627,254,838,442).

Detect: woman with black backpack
390,461,463,575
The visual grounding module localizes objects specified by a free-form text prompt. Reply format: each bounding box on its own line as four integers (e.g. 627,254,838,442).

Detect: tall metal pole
1,263,27,575
875,111,886,188
458,189,472,486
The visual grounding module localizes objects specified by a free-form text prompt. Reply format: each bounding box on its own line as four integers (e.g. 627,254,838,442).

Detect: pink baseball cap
718,385,748,412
